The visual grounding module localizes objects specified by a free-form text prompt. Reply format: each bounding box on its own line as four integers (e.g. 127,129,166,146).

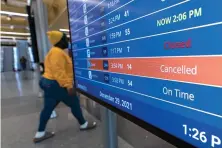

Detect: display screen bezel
66,0,196,147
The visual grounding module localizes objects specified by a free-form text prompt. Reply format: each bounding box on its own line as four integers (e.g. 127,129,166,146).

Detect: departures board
67,0,222,147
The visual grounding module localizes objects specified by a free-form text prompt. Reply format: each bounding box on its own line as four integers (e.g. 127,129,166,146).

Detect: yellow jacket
43,47,73,89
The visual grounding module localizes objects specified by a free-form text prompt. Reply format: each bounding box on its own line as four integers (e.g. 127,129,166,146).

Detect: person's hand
67,88,74,95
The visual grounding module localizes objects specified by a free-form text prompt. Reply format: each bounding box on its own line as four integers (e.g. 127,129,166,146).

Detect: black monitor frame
66,1,195,147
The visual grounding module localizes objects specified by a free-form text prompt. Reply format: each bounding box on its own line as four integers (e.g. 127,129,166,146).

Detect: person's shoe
33,132,55,143
50,110,57,119
80,121,97,131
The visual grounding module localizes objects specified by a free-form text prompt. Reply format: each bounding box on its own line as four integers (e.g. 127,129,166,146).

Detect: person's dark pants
21,64,26,71
38,77,86,132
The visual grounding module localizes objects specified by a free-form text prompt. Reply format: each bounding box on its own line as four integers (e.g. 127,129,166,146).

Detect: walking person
39,62,57,119
20,56,28,79
34,31,96,143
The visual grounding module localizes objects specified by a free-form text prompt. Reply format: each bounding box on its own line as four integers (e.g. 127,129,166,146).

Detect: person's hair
39,63,44,67
54,33,68,49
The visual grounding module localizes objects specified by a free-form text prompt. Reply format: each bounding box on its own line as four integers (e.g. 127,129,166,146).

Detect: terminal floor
1,72,133,148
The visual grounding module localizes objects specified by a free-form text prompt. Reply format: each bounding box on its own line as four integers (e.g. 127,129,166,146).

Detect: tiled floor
1,72,133,148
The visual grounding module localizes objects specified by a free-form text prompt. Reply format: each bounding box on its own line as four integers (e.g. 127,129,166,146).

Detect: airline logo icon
100,6,105,14
103,60,109,70
102,47,108,57
87,49,90,58
88,71,92,79
101,19,106,27
85,27,89,36
100,19,106,30
102,34,107,43
104,74,109,83
86,38,90,47
87,60,91,68
83,3,87,14
84,15,88,25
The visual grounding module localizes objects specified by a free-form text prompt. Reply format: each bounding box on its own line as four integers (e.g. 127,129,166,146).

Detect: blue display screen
67,0,222,147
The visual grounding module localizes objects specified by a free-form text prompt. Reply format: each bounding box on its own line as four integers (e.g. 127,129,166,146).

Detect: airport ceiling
1,0,69,40
1,0,29,40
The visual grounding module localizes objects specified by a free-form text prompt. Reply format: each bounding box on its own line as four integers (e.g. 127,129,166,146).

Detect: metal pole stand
101,106,118,148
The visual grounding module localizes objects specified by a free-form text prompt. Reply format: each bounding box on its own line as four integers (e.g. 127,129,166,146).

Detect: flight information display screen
67,0,222,147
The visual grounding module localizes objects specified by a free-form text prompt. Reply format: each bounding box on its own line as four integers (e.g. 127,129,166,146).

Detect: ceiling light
0,11,28,17
1,36,27,39
59,29,69,32
0,31,30,36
